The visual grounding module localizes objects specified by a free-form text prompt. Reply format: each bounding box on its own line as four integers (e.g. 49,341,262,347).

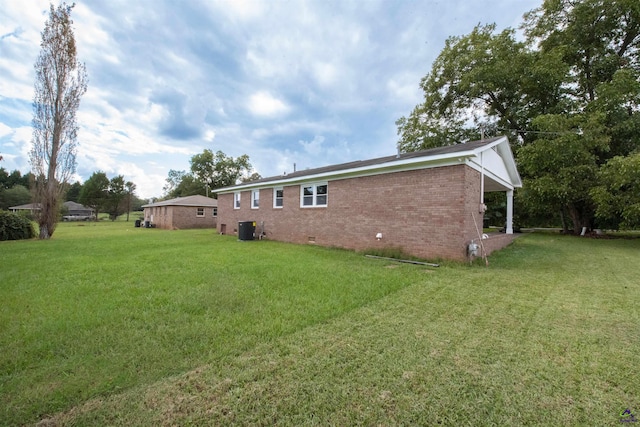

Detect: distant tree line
0,169,34,211
0,167,144,220
79,172,142,221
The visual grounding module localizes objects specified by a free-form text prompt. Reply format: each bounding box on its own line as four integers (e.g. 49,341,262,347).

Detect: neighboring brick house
62,201,95,220
8,203,40,214
9,201,93,219
215,136,522,261
142,195,217,230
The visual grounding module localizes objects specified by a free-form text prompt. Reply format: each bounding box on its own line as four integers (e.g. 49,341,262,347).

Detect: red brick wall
218,165,486,261
480,233,519,256
144,206,217,230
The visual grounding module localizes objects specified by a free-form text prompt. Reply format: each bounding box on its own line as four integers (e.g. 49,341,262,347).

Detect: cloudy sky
1,0,541,198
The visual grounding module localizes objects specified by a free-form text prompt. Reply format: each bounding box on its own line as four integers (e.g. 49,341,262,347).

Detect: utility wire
495,127,582,136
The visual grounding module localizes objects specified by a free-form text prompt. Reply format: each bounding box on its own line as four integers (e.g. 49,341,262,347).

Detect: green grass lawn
1,222,639,426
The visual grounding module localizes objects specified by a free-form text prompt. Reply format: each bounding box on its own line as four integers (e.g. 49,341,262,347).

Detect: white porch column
506,189,514,235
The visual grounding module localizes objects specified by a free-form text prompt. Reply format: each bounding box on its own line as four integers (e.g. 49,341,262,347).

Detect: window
212,207,217,217
274,187,283,208
234,192,241,209
252,189,260,209
196,207,205,217
300,182,328,207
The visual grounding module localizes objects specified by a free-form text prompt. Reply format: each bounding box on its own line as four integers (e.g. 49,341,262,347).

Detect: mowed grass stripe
1,222,427,425
25,231,640,426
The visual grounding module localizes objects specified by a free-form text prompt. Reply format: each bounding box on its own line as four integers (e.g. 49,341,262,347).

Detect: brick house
62,201,95,219
215,136,522,261
9,201,94,219
142,195,217,230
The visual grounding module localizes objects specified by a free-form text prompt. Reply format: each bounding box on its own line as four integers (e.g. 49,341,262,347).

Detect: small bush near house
0,210,36,241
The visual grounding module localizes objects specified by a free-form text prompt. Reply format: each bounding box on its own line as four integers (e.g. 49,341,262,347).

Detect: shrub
0,210,36,241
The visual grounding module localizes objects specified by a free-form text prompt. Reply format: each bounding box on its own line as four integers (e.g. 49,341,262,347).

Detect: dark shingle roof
232,137,503,188
142,195,217,208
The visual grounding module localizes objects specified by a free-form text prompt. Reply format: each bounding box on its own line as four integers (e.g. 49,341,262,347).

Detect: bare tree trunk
39,184,56,239
38,123,61,239
29,3,87,239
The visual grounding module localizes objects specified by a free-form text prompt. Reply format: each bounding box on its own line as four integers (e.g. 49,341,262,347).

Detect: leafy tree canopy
0,169,33,190
78,171,109,217
163,151,259,199
65,181,82,202
591,152,640,229
190,150,255,191
78,172,138,220
0,185,32,211
163,169,205,199
396,0,640,232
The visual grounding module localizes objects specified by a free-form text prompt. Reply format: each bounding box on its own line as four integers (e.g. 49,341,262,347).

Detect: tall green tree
242,172,263,183
190,150,253,192
0,169,33,190
591,153,640,229
105,175,127,220
79,171,109,219
395,24,568,151
124,181,136,221
163,151,256,199
29,2,88,239
65,181,82,202
519,0,640,231
396,0,640,232
0,168,7,189
162,169,204,199
0,185,32,211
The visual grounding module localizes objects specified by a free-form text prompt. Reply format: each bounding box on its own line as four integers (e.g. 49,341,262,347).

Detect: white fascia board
489,137,522,187
466,160,515,191
467,136,522,188
216,153,475,194
142,200,217,207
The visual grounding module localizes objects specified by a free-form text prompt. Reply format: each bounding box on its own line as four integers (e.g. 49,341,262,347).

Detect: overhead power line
495,127,583,136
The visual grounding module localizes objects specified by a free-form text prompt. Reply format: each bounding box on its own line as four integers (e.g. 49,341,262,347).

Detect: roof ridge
218,136,506,190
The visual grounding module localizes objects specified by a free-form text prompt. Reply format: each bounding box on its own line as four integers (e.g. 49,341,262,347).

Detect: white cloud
248,91,290,117
213,0,266,21
312,62,339,88
386,74,422,106
73,3,114,56
294,136,354,170
204,129,216,142
299,135,326,156
0,126,33,172
0,0,543,198
0,122,13,138
114,161,164,200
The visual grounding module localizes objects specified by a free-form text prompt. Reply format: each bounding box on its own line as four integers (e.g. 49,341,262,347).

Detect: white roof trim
217,136,522,193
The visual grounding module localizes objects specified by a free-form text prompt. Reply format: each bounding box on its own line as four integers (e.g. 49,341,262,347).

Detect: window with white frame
196,207,205,217
300,182,328,207
234,192,241,209
252,189,260,209
274,187,283,208
212,207,218,217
